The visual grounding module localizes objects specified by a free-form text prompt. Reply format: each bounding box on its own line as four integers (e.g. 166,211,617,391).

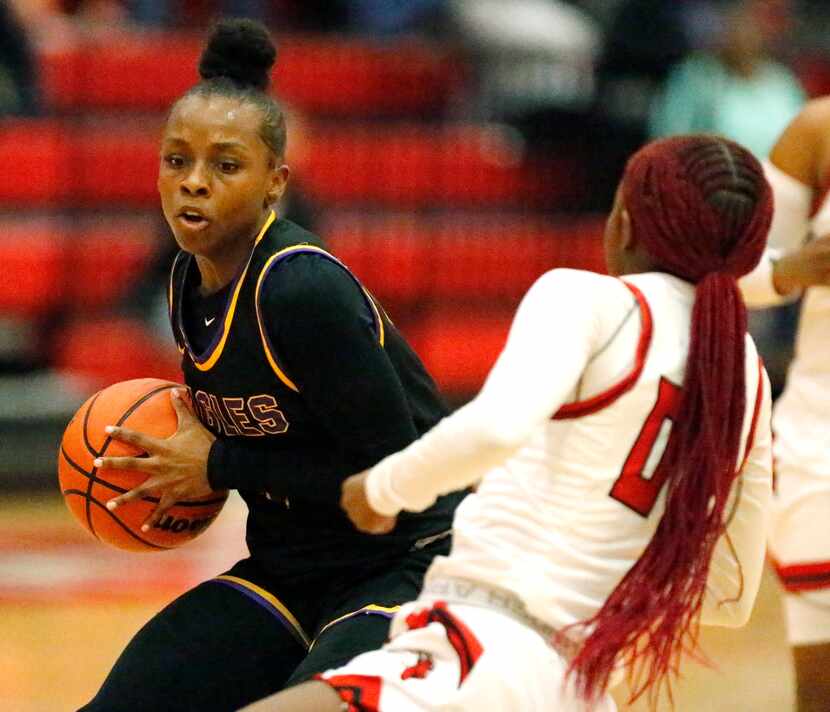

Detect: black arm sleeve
207,255,419,503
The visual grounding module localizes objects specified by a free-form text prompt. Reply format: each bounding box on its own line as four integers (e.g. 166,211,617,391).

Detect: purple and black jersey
169,213,462,576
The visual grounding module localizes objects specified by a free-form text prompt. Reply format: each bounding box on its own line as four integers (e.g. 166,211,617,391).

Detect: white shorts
768,463,830,645
317,597,617,712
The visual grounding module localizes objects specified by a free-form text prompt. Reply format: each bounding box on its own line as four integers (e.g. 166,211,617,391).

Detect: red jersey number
609,377,683,516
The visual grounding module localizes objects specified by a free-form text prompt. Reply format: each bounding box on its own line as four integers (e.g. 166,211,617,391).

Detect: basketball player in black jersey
78,19,465,712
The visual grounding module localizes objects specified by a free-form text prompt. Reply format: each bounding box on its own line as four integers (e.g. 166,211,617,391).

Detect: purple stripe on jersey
178,252,248,366
213,578,308,649
254,247,382,383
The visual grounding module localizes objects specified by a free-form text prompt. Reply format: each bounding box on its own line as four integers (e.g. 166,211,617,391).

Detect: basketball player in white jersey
739,97,830,712
244,134,774,711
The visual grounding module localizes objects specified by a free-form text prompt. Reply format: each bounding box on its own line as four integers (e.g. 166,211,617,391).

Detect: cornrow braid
682,140,764,258
621,135,770,283
176,18,286,159
566,135,772,707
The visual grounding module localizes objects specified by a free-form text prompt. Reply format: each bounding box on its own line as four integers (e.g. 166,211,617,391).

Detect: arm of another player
345,270,607,528
700,359,773,628
740,100,830,305
766,233,830,295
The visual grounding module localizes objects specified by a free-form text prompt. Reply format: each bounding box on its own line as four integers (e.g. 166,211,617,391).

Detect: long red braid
566,135,772,706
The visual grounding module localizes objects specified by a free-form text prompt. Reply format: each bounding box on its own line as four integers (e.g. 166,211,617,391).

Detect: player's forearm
206,395,422,505
366,270,604,516
738,248,793,307
762,160,812,253
366,397,520,516
739,161,812,307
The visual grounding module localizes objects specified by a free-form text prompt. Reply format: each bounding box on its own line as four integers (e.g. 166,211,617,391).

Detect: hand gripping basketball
58,378,228,551
102,389,217,532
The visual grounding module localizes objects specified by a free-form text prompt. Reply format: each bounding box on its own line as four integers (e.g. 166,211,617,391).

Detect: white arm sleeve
739,161,812,307
700,367,773,628
366,269,607,516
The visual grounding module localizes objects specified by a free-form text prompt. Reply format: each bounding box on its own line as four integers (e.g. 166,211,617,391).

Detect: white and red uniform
320,269,773,712
740,161,830,644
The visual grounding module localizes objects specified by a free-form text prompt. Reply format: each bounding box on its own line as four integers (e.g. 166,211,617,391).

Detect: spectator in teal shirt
649,0,804,158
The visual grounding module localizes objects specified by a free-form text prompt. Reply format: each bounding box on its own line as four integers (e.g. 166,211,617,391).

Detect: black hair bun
198,18,277,91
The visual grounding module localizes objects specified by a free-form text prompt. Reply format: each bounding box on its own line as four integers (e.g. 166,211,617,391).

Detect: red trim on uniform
404,601,483,686
553,280,653,420
772,559,830,593
738,357,766,473
316,673,382,712
401,653,434,680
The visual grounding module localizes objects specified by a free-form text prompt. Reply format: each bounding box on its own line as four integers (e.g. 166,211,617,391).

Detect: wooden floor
2,492,795,711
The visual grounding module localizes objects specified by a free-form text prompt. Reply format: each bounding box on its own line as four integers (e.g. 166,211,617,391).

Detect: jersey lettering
224,397,264,436
209,393,240,436
248,394,290,434
194,390,220,432
193,391,290,437
609,377,683,516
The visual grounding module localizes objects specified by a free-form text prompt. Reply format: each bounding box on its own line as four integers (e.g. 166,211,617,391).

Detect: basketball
57,378,228,552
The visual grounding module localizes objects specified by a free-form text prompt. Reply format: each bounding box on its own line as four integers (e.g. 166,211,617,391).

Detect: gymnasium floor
3,491,794,711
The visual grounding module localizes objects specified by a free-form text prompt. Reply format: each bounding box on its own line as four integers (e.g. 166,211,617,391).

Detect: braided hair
177,18,286,159
567,135,772,706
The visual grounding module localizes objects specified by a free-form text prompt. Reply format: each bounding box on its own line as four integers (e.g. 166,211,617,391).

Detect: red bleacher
38,34,464,117
302,125,586,208
0,215,603,315
326,215,604,393
325,215,605,304
0,221,66,318
0,123,70,206
0,120,586,211
4,29,602,396
64,222,159,309
406,310,515,396
51,316,182,387
0,220,159,318
0,212,603,393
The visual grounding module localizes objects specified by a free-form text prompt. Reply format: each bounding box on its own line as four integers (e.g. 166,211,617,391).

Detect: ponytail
566,136,771,705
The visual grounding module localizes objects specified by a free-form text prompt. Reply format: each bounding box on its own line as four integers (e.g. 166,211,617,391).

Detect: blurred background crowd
1,0,827,488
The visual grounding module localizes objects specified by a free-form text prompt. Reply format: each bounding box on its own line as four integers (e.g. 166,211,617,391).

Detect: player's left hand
341,472,397,535
100,388,217,531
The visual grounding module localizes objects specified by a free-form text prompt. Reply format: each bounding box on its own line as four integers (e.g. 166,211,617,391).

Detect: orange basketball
57,378,228,552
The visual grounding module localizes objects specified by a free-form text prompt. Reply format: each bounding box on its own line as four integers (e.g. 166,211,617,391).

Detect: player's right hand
341,472,397,535
101,389,215,532
773,233,830,294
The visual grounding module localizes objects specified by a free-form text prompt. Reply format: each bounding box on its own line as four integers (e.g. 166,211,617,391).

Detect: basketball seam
81,389,104,539
62,489,170,550
85,383,177,460
81,383,174,537
68,381,226,550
